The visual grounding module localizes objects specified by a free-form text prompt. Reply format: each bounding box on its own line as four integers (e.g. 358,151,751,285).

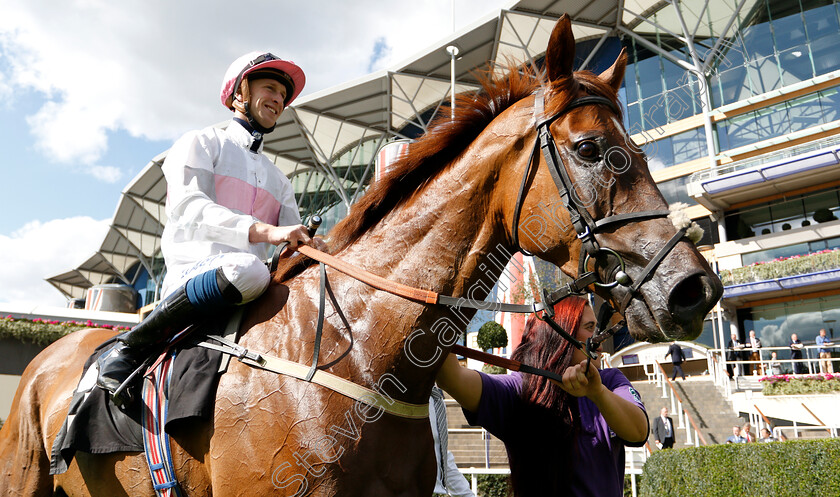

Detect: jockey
96,52,327,404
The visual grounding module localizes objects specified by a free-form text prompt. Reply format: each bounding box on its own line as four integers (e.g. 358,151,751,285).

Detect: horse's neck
326,124,534,398
343,155,509,302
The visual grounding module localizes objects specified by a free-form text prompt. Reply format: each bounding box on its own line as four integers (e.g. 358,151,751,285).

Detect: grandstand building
47,0,840,364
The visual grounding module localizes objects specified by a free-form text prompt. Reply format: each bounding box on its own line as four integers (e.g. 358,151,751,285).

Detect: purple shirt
464,369,647,497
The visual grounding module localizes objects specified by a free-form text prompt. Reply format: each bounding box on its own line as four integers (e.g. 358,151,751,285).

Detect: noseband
511,88,690,349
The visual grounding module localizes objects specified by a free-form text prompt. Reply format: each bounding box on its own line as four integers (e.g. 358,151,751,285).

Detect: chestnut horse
0,16,722,496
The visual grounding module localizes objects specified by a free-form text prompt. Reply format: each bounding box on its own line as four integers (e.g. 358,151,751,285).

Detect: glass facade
623,0,840,173
716,86,840,151
740,293,840,348
710,0,840,107
723,186,840,240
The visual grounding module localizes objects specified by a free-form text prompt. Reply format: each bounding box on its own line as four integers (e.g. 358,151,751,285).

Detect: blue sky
0,0,512,306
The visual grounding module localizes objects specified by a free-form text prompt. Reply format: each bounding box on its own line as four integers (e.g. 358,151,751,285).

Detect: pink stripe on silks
252,188,282,225
215,175,282,224
215,175,256,215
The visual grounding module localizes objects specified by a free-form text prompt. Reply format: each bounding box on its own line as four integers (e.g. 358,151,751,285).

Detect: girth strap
197,335,429,419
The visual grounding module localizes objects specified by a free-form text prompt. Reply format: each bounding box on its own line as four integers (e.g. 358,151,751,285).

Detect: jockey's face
247,77,288,128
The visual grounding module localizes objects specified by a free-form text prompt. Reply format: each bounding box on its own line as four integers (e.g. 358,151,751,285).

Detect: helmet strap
233,78,276,135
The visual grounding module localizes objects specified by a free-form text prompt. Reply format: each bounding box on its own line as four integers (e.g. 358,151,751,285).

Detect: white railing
460,467,511,495
773,424,840,440
707,345,835,399
625,446,650,497
652,361,708,447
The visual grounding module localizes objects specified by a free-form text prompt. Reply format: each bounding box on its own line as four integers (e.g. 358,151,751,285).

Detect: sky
0,0,513,308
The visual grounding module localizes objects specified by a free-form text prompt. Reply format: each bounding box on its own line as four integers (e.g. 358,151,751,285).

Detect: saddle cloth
49,327,225,475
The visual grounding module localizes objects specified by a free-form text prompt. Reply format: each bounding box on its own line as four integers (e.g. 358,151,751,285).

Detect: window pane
770,198,805,232
741,22,775,59
772,12,807,50
665,80,700,122
787,92,823,132
746,55,782,95
657,176,693,205
642,135,674,171
803,190,840,224
819,87,840,123
712,37,746,72
752,102,789,142
640,95,668,129
624,63,639,104
811,33,840,75
718,111,759,150
672,127,706,164
778,46,813,85
626,102,642,132
712,65,750,106
804,3,840,42
637,56,663,100
662,54,689,93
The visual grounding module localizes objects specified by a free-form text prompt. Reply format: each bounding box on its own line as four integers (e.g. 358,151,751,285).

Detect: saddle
49,311,241,476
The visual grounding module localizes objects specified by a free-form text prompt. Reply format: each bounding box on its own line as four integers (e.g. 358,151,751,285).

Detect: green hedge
640,439,840,497
761,374,840,395
476,474,510,497
0,317,129,346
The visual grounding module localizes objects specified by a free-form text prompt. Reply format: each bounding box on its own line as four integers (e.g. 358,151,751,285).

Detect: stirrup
109,357,152,408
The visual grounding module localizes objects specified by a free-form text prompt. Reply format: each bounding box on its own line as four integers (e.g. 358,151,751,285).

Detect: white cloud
0,0,510,168
0,217,109,307
87,165,123,183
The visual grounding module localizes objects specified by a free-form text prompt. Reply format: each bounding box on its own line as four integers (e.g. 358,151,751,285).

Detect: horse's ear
545,14,575,82
599,48,628,92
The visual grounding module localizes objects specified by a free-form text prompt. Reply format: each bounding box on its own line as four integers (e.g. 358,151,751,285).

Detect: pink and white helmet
220,51,305,109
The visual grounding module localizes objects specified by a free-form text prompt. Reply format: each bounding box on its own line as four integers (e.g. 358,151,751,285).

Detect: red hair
512,296,587,410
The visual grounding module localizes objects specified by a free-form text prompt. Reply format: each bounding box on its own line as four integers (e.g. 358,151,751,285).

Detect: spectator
665,342,686,381
726,426,746,444
790,334,806,374
429,386,475,497
768,351,784,376
816,328,834,374
652,407,676,450
747,330,762,375
727,333,745,377
759,427,777,442
741,422,754,442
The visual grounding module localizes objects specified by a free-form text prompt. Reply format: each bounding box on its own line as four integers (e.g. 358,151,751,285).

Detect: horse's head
507,15,722,342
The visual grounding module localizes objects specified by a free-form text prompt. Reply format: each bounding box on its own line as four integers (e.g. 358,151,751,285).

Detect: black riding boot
96,267,243,406
95,285,196,405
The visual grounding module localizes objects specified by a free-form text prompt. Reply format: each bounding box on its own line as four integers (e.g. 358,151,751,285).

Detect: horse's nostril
668,274,713,324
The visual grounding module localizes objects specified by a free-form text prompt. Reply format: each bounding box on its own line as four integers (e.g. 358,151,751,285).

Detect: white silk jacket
160,120,301,290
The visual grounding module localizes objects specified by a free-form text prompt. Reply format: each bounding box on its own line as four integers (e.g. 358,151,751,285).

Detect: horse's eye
577,141,599,160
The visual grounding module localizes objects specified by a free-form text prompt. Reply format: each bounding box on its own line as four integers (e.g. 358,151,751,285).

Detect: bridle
510,88,691,360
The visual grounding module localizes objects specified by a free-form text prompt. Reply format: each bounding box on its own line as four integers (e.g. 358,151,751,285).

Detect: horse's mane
275,61,620,282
